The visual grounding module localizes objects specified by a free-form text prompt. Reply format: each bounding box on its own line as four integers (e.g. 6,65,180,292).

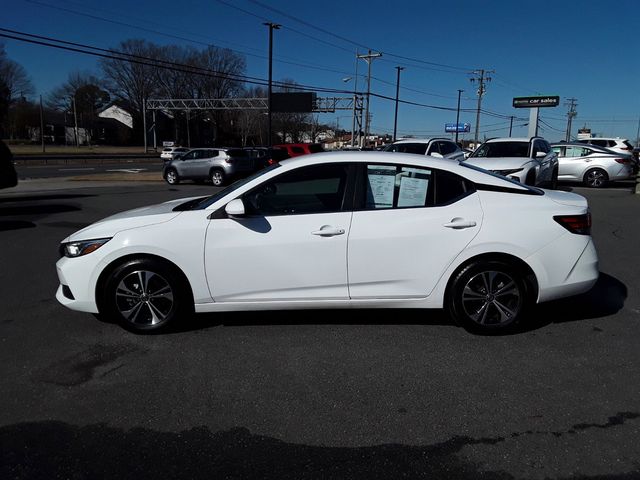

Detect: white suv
465,137,559,188
383,138,465,161
577,137,634,156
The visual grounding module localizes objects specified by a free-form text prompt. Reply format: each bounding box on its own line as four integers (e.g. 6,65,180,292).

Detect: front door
204,163,354,302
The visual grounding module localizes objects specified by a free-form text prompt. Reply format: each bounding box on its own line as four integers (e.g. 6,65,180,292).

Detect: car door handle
443,218,477,229
311,226,345,237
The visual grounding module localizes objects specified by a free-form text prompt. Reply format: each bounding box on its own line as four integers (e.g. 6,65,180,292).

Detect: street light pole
393,66,404,142
264,22,281,147
357,50,382,148
454,89,463,144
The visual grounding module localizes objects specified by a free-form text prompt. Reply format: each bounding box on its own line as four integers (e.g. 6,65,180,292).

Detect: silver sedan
551,142,634,188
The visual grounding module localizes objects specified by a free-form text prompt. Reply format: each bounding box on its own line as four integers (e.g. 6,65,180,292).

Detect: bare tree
100,39,160,137
46,71,108,111
0,58,34,102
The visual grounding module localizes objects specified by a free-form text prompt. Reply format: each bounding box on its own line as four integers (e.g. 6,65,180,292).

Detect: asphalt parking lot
1,178,639,479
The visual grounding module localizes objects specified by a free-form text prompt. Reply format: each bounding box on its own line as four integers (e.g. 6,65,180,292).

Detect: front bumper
55,256,100,313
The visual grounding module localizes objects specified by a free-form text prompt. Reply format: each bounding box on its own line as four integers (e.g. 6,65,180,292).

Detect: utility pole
454,89,463,144
72,95,79,148
39,95,45,153
264,22,281,147
351,49,359,147
470,69,494,146
358,50,382,148
564,97,578,141
393,66,404,142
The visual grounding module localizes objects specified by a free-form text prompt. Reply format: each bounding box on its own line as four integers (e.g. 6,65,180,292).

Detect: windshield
178,163,282,210
471,141,529,158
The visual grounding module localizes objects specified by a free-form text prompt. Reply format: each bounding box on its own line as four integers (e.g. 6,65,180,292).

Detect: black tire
446,260,531,334
165,168,180,185
583,168,608,188
102,258,192,333
525,170,536,186
210,168,226,187
550,168,558,190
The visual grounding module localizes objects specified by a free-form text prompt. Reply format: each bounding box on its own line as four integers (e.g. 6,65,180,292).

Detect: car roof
392,138,448,144
484,137,534,143
277,151,531,190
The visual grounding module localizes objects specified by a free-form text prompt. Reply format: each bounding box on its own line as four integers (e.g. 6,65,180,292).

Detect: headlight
493,168,524,176
61,238,111,258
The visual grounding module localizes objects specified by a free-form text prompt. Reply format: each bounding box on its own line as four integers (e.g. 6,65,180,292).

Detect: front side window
386,143,429,155
243,164,350,216
437,141,458,156
182,151,197,160
552,146,564,157
291,146,305,154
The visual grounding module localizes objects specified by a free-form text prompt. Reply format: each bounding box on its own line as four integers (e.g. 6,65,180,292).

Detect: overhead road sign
512,96,560,108
445,122,471,133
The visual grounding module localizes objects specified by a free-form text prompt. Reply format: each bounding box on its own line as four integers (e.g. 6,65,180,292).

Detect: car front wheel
102,258,192,333
165,169,180,185
447,260,530,334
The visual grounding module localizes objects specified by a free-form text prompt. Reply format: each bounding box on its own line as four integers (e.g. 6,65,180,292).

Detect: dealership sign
512,96,560,108
445,122,471,133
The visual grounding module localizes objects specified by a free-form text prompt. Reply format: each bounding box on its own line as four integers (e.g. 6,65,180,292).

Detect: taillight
614,158,630,164
554,212,591,235
267,158,275,165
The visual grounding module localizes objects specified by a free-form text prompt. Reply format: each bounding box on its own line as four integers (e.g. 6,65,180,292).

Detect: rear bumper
533,237,599,303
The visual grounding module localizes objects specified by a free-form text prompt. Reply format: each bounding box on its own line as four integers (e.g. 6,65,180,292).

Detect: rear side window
358,164,472,210
291,146,305,154
591,139,607,147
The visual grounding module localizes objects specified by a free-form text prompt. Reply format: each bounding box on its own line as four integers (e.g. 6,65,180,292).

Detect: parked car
465,137,558,188
160,146,189,161
576,137,634,156
273,143,325,157
243,146,290,169
0,140,18,189
383,138,465,161
551,142,634,187
162,148,253,186
56,152,598,334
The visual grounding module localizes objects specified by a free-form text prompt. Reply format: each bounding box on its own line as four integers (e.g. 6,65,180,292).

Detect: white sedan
56,152,598,334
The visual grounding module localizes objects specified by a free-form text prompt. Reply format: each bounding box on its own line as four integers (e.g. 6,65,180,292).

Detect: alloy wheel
166,170,178,184
461,270,522,326
586,170,606,188
211,171,224,186
115,270,174,326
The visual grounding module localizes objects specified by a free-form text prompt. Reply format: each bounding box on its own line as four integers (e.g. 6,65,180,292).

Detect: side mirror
225,198,245,217
430,152,443,158
535,151,547,158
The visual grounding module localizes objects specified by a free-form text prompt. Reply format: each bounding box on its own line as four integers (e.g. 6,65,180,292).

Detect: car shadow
0,193,95,204
0,220,37,231
524,272,626,331
0,204,81,216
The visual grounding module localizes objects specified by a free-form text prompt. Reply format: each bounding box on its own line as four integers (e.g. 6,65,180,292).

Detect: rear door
347,162,483,298
532,140,554,184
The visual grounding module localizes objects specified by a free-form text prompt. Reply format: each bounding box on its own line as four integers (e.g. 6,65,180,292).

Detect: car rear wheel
583,168,608,188
102,258,192,333
210,169,226,187
165,169,180,185
447,260,530,334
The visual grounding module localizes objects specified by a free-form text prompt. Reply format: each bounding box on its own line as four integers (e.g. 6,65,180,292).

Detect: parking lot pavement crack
32,344,143,387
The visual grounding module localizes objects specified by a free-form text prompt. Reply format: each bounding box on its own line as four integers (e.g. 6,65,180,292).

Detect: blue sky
3,0,640,142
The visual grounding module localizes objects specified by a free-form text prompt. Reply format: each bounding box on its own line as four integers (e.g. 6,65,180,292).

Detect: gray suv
162,148,254,186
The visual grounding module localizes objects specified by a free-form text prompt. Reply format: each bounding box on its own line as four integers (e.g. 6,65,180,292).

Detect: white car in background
56,152,598,334
465,137,559,188
551,142,634,187
383,138,466,161
160,146,189,160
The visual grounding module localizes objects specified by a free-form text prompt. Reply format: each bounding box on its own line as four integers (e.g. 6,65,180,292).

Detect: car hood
543,189,588,208
464,157,531,170
63,196,201,242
